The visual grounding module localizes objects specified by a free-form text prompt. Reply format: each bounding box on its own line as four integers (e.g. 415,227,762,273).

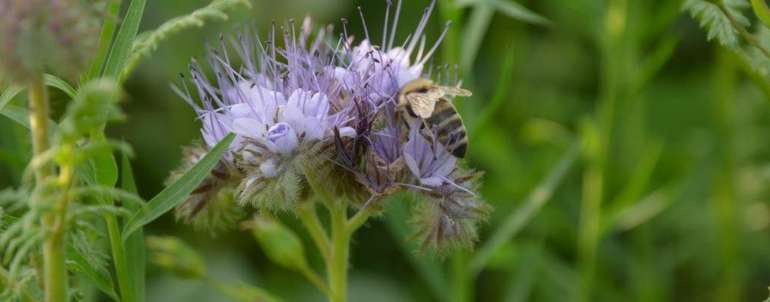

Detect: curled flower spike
173,0,489,252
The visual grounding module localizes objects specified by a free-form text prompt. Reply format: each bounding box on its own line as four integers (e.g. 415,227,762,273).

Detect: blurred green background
3,0,770,301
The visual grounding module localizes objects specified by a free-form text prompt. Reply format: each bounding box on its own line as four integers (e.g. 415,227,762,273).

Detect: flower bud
146,236,207,279
243,215,309,272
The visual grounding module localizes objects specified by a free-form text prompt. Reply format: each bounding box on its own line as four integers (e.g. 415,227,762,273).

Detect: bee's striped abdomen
427,98,468,158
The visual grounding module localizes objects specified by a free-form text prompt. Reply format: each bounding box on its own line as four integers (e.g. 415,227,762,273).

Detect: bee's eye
415,87,430,93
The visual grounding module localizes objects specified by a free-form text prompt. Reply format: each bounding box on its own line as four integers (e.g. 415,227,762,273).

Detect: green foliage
103,0,147,79
684,0,750,48
121,0,251,78
58,79,124,143
122,133,235,240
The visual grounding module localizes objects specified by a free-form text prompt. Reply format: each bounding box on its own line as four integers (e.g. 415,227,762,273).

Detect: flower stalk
327,203,350,302
28,73,68,302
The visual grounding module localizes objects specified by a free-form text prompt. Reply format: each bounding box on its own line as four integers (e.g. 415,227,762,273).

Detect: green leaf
488,0,550,25
67,244,119,301
86,0,123,80
0,105,31,129
122,152,146,302
457,0,550,25
103,0,147,79
684,0,749,48
0,86,24,112
44,74,77,99
121,133,234,240
460,4,495,71
468,142,580,275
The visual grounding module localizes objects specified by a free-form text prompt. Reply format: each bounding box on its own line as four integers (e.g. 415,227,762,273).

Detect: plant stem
28,75,51,183
29,75,67,302
105,214,135,302
450,252,471,302
719,1,770,59
327,203,349,302
298,203,331,262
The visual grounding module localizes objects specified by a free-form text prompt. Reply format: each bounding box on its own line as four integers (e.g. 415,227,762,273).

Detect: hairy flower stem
327,203,350,302
28,74,68,302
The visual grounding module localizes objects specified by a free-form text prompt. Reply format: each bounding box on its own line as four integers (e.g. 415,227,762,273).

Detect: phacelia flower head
174,0,489,251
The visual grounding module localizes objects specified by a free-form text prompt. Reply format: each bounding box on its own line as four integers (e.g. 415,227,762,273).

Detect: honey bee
397,78,472,158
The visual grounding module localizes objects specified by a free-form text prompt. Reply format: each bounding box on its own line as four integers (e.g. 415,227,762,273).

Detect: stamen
388,0,402,50
357,6,371,43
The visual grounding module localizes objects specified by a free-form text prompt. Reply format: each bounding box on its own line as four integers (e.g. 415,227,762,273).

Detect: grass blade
469,142,580,275
44,74,77,99
460,4,494,71
489,0,550,25
122,152,146,302
103,0,147,79
86,0,123,80
121,133,234,240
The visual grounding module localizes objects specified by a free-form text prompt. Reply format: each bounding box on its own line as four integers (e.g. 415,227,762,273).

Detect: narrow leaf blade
44,74,77,99
121,133,234,240
122,152,146,302
103,0,147,79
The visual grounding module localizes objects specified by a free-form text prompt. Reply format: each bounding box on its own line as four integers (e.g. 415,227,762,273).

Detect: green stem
30,75,67,302
327,203,349,302
28,75,51,183
105,214,135,302
450,252,471,302
298,203,331,262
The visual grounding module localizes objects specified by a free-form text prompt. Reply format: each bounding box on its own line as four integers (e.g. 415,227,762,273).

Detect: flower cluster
173,0,490,251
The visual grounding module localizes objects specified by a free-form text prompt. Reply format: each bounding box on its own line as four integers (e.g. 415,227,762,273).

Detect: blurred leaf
501,244,541,302
469,45,515,135
59,79,124,142
121,133,234,240
384,197,448,302
43,74,77,99
66,244,119,301
683,0,749,49
0,85,23,112
246,215,309,272
103,0,147,79
122,152,146,302
460,4,494,71
0,105,31,129
611,188,673,232
487,0,550,25
209,280,283,302
457,0,550,25
763,286,770,302
146,236,206,279
469,142,579,275
86,0,122,80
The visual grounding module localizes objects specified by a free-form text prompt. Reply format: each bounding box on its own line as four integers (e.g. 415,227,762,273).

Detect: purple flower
173,0,487,251
403,123,457,187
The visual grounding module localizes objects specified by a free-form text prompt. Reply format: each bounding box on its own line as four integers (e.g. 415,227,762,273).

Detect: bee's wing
406,93,439,119
441,86,472,97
